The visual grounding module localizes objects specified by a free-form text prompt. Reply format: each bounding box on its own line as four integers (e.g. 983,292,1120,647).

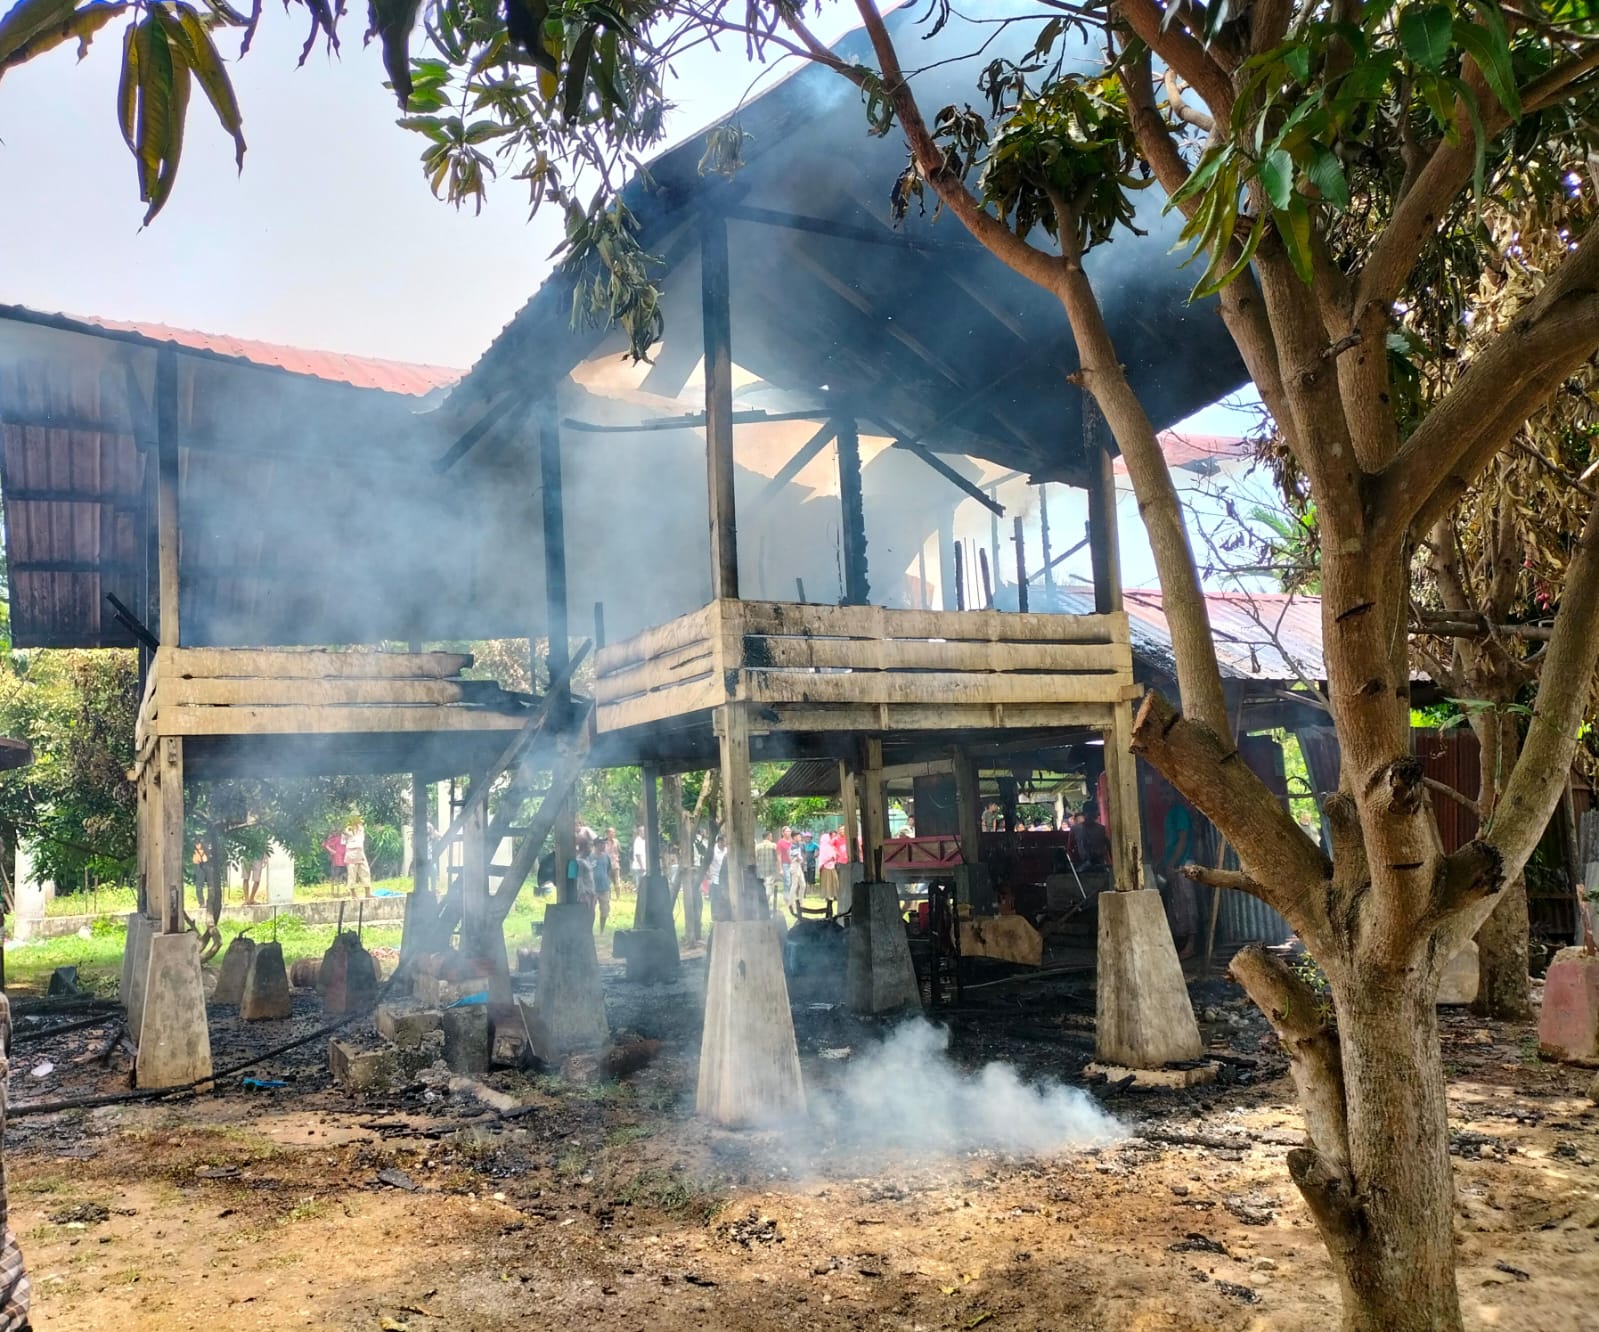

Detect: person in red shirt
323,828,348,885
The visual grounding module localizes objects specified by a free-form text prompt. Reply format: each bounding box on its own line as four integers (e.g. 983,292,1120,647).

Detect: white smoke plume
815,1018,1121,1158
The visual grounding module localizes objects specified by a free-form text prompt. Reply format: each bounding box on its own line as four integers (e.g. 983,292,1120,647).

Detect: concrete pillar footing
527,903,608,1064
846,881,920,1014
1095,889,1203,1068
135,931,213,1088
697,919,804,1126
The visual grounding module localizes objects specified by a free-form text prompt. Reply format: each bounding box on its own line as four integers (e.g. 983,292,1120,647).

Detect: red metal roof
1123,587,1326,683
1113,430,1252,474
45,310,463,397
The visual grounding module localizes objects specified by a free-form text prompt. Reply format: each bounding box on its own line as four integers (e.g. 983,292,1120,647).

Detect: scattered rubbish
241,1077,287,1091
28,1061,53,1079
819,1047,852,1060
1494,1261,1531,1282
377,1168,419,1192
196,1167,240,1180
724,1211,781,1247
48,1202,109,1227
47,967,81,997
683,1273,717,1288
449,992,490,1007
1216,1281,1260,1304
1168,1233,1227,1256
1224,1194,1277,1226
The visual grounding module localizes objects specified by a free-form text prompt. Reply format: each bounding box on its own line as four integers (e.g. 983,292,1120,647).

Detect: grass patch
284,1197,328,1223
612,1167,717,1220
604,1124,653,1148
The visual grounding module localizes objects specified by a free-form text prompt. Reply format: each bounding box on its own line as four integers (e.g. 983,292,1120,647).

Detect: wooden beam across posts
1085,401,1123,615
837,417,869,606
717,703,757,919
861,737,886,880
701,210,739,602
155,346,180,648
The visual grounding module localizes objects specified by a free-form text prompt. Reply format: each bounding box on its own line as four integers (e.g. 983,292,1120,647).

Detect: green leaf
0,1,125,72
0,0,75,67
366,0,421,108
115,15,136,149
1448,74,1490,199
1166,144,1226,210
1274,193,1314,283
562,23,593,123
1192,213,1265,300
1305,144,1349,209
1398,4,1453,73
170,4,245,169
1259,147,1294,210
132,16,172,205
1453,18,1520,118
1283,45,1310,84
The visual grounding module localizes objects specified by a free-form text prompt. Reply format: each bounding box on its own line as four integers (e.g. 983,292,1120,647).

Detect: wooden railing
593,599,1135,733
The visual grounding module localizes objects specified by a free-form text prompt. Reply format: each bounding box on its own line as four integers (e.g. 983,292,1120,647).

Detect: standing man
343,817,372,898
323,827,347,889
574,832,599,923
754,827,779,912
631,824,647,883
592,829,614,931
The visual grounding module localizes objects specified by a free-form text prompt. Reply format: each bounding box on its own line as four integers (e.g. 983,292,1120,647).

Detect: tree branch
1132,691,1332,917
1161,69,1213,132
1114,0,1235,124
1117,46,1292,435
1228,943,1350,1172
1485,495,1599,882
1180,862,1264,895
1423,777,1480,818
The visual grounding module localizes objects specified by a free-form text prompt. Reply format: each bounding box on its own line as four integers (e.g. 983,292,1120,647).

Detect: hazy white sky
0,8,831,367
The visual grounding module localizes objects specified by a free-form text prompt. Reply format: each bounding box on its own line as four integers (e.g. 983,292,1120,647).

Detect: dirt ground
7,947,1599,1332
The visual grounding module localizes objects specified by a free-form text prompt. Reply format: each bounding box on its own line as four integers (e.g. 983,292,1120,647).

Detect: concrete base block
960,914,1044,967
697,919,805,1126
1539,946,1599,1062
846,882,920,1014
319,933,379,1014
376,1004,442,1049
1084,1060,1219,1090
213,935,257,1006
122,914,156,1041
1095,889,1204,1068
528,903,608,1064
135,931,213,1088
330,1038,397,1092
836,863,864,917
637,873,675,931
1437,940,1480,1006
614,928,681,983
442,1005,490,1075
241,941,293,1021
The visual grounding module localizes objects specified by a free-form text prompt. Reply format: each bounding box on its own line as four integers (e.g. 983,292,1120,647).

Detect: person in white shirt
632,825,648,880
344,818,372,897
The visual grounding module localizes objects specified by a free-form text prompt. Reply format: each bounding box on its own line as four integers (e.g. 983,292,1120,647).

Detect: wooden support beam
701,211,739,601
156,737,184,933
1105,703,1144,892
643,764,662,878
1085,402,1122,615
861,737,886,880
460,788,490,949
155,347,180,649
837,417,869,606
954,748,981,868
839,756,860,870
432,389,528,474
1039,485,1057,603
717,703,757,918
1013,516,1029,614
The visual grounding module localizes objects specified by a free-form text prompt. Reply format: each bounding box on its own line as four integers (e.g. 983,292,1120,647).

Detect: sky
0,6,841,367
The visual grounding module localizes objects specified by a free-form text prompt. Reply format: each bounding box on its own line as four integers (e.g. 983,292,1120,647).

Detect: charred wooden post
1013,516,1029,613
155,347,180,648
539,412,578,907
1085,402,1122,616
952,541,966,611
701,210,739,602
837,417,869,605
643,764,661,879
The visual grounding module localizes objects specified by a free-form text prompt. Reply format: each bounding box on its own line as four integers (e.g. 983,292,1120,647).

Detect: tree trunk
1319,975,1462,1332
1472,873,1533,1019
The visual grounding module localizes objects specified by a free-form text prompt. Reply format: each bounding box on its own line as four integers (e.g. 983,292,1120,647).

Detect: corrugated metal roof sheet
5,307,461,398
1117,431,1253,473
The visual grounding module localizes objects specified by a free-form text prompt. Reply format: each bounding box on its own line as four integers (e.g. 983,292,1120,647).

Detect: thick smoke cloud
814,1018,1120,1158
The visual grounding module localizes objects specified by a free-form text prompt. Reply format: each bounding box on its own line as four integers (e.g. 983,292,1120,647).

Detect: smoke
814,1018,1120,1159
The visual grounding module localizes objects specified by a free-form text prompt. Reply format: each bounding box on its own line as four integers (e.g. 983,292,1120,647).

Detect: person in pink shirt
816,826,840,901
